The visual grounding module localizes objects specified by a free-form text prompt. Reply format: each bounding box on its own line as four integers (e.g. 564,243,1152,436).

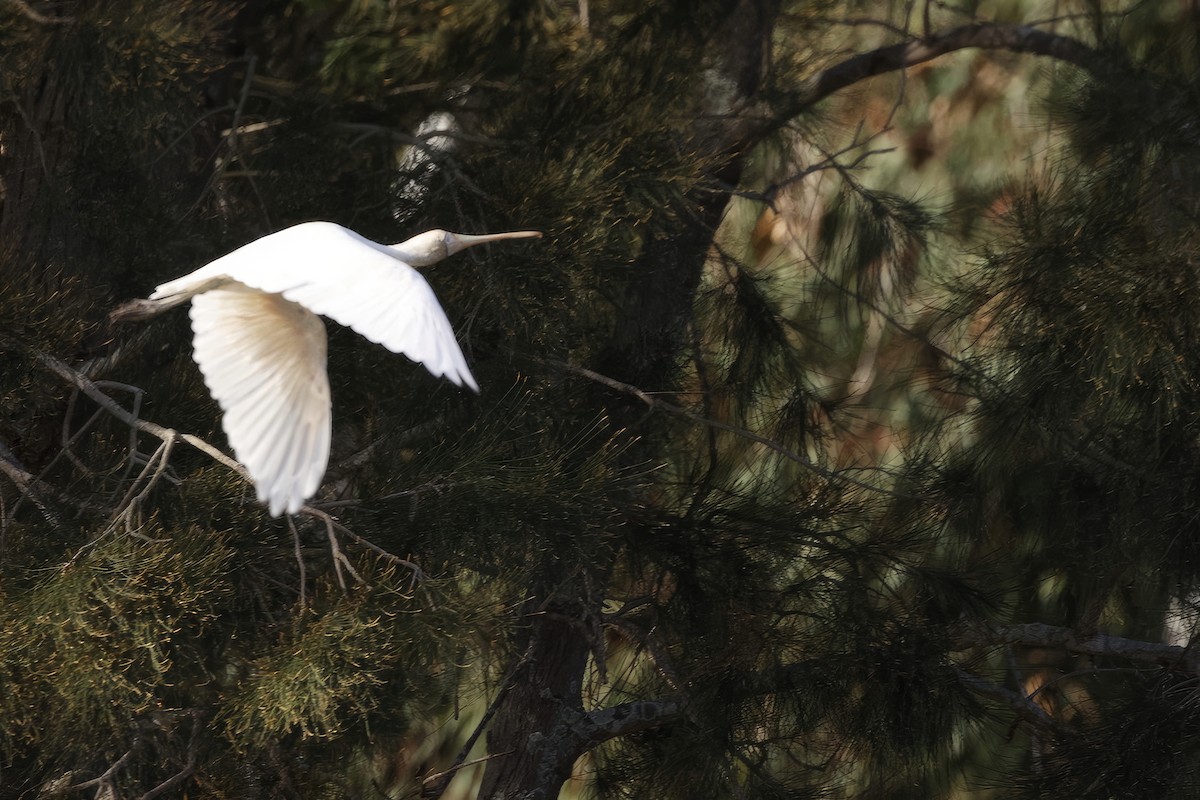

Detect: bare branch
319,511,363,590
0,439,66,531
26,348,427,585
138,711,203,800
603,615,681,691
420,646,535,800
67,741,138,791
289,517,307,609
305,507,427,586
31,349,177,441
576,700,683,746
797,22,1105,110
110,436,176,533
419,752,514,794
953,620,1200,673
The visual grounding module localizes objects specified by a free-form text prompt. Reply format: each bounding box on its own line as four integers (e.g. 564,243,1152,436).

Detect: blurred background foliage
3,0,1200,798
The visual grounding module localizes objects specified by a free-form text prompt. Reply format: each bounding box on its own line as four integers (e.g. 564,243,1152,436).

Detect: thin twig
138,711,203,800
110,437,171,528
59,387,105,476
954,667,1071,736
67,741,138,791
536,356,918,500
317,511,358,590
603,615,681,691
289,517,307,609
420,751,515,791
0,439,66,531
308,507,428,585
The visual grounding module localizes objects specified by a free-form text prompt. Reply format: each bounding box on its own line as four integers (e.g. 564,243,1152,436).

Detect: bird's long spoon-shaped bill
446,230,542,255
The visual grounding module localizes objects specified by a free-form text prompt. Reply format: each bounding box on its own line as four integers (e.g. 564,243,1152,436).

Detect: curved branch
25,347,426,585
799,22,1105,108
2,0,74,24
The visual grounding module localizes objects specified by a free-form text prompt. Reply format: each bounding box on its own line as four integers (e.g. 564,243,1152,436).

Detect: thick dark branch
575,700,683,747
798,22,1105,109
953,621,1198,673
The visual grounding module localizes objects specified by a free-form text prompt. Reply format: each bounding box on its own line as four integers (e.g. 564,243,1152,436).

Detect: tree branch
603,615,681,691
420,645,534,799
953,620,1200,674
575,700,684,747
138,711,203,800
25,346,427,587
0,439,66,531
797,22,1106,110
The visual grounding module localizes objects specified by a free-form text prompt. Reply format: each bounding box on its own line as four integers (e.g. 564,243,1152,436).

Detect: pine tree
2,1,1199,798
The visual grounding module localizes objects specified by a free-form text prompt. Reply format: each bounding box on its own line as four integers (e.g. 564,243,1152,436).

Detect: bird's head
388,229,542,268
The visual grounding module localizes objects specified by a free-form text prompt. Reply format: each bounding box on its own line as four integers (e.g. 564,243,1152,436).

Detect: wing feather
160,222,478,392
190,284,332,516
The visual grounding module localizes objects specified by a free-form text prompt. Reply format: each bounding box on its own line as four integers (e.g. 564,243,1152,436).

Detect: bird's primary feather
190,285,332,516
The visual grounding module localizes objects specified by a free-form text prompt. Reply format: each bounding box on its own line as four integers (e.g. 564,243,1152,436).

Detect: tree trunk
477,602,593,799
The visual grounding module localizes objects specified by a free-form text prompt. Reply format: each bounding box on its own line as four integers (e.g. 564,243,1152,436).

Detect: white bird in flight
114,221,540,516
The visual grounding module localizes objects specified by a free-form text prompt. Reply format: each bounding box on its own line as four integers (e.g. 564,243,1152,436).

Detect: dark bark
477,606,594,800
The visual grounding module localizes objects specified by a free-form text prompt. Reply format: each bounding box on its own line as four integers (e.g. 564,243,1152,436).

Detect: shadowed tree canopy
3,1,1200,798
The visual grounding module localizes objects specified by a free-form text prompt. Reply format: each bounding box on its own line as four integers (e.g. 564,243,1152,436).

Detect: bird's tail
109,298,171,324
110,277,229,324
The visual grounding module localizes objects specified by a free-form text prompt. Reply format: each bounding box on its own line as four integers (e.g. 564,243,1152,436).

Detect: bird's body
118,221,539,516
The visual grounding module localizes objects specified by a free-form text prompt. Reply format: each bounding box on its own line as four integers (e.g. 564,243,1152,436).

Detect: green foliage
312,0,560,97
5,1,1200,798
0,526,232,756
220,592,429,747
947,58,1200,600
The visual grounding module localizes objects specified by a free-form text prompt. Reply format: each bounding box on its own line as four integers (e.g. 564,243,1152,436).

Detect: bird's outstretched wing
156,222,478,392
190,285,332,516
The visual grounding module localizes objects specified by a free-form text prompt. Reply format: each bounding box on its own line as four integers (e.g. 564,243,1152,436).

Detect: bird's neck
385,231,447,267
386,246,439,267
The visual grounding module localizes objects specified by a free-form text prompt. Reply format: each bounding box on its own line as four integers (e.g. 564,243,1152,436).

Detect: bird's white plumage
153,222,478,391
146,220,507,516
190,285,331,516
